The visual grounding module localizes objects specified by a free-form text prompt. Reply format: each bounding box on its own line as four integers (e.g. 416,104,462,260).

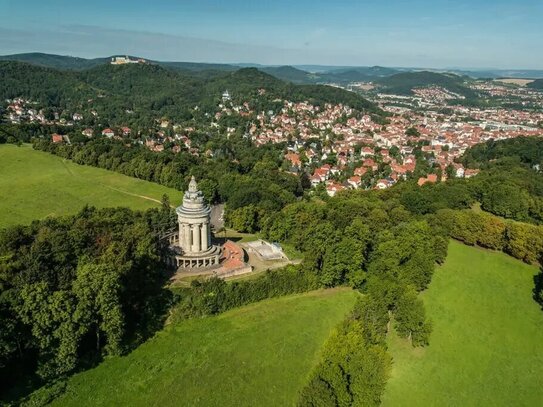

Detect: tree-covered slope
527,78,543,90
0,61,95,106
260,65,315,84
462,136,543,168
376,71,475,97
0,61,384,127
0,53,109,70
260,66,402,85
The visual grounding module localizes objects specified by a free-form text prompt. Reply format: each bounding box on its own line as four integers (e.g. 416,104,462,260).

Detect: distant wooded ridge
0,60,384,127
2,52,543,82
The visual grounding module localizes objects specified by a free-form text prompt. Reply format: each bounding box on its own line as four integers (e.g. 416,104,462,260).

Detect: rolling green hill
0,52,109,70
0,61,382,126
37,289,357,407
2,54,542,82
376,71,476,97
0,53,237,72
261,65,315,84
527,78,543,90
0,60,95,104
382,240,543,406
0,144,182,228
260,65,402,85
319,66,402,84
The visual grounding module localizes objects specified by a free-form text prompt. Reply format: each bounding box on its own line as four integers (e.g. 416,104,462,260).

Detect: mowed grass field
50,288,357,407
0,144,182,228
383,240,543,407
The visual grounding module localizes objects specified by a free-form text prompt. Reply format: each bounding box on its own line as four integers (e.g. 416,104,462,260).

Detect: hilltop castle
110,56,147,65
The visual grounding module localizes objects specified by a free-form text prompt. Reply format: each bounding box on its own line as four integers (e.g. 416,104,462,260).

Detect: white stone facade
173,176,220,268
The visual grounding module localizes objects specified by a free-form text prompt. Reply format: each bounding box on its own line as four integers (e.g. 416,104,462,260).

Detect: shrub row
169,265,319,323
298,295,391,407
434,209,543,264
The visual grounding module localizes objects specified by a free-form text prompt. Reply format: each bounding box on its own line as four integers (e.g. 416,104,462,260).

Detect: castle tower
175,176,220,268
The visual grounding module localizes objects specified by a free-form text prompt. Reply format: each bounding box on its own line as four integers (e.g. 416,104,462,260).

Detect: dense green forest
0,204,177,397
0,61,383,129
461,136,543,167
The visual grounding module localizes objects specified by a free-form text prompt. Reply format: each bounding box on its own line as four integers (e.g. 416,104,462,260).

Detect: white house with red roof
354,166,368,177
326,182,346,197
375,179,390,189
347,176,362,189
361,146,374,157
102,128,115,138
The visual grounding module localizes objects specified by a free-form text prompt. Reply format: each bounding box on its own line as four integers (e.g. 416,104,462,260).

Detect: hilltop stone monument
173,176,221,268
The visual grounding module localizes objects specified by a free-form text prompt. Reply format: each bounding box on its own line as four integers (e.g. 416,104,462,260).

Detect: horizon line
1,51,542,73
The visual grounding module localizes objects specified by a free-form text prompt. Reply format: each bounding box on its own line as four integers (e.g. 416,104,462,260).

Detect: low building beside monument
245,239,287,261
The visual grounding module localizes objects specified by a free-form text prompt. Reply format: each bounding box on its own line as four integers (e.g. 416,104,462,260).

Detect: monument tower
174,176,221,268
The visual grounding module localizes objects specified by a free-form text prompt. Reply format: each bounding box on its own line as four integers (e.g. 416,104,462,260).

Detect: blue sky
1,0,541,68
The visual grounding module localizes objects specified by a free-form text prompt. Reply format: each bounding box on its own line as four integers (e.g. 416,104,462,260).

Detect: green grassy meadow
0,144,182,228
382,240,543,407
49,288,357,407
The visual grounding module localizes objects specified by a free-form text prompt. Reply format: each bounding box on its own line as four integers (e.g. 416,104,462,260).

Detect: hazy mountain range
1,53,543,84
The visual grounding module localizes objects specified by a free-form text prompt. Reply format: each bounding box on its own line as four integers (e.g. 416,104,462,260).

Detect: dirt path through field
61,158,167,206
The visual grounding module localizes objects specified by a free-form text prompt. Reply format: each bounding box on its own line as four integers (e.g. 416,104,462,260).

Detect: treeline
169,265,318,323
394,158,543,225
0,205,176,397
429,207,543,315
33,136,302,223
462,136,543,168
298,295,391,406
432,209,543,264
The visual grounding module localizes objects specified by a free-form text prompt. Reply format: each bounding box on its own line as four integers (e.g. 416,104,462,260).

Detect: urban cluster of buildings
247,92,541,195
5,98,92,126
